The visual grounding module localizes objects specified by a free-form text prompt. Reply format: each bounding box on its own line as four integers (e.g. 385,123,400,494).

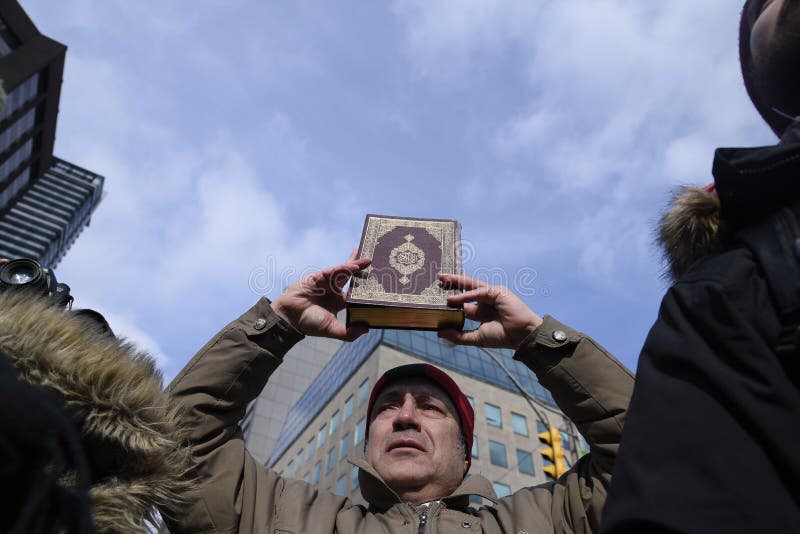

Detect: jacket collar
349,454,498,513
713,119,800,231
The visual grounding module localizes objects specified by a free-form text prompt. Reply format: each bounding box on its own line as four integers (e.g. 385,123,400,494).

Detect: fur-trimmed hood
658,186,732,281
0,291,193,533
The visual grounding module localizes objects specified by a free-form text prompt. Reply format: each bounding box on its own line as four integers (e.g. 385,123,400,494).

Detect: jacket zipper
416,507,427,534
412,502,441,534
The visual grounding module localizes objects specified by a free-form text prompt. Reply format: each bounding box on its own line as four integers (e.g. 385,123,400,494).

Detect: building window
326,447,336,473
344,395,354,421
560,430,571,452
0,74,38,121
330,410,340,435
306,438,315,462
488,440,507,468
358,378,370,406
295,450,303,472
466,395,475,409
471,436,479,459
336,475,347,496
536,420,548,434
317,424,327,448
511,412,528,436
517,449,534,476
313,461,321,484
286,460,293,477
354,417,366,445
340,432,351,460
492,482,511,498
485,403,502,428
351,466,360,492
303,472,310,483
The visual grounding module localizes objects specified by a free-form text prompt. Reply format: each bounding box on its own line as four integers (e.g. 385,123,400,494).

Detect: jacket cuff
513,315,580,375
240,297,305,358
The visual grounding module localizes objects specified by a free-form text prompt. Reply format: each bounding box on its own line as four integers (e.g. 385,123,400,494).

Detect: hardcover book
346,214,465,330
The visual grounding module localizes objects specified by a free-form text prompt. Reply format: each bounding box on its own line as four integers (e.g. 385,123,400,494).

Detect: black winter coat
601,126,800,533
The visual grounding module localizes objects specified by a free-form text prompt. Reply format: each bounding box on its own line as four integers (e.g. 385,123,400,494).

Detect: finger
333,259,372,291
437,328,482,346
324,293,347,312
314,259,372,288
327,322,369,342
463,303,480,320
447,285,508,306
342,325,369,342
437,273,488,292
462,303,498,323
295,258,372,297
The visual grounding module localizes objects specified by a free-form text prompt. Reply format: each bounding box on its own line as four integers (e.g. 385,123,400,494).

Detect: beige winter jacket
167,298,633,533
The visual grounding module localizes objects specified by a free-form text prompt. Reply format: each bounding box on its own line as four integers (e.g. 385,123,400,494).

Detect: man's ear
462,458,469,476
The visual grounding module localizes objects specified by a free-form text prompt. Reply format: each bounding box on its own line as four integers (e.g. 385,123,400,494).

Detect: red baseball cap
366,363,475,471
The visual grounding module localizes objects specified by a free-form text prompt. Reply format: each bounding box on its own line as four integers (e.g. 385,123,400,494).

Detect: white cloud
393,0,767,290
69,296,171,370
44,46,350,377
494,111,558,156
393,0,540,80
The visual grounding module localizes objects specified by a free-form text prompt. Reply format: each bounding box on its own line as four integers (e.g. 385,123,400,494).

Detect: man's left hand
437,273,542,349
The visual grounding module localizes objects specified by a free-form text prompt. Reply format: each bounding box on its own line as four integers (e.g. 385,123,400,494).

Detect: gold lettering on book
389,234,425,284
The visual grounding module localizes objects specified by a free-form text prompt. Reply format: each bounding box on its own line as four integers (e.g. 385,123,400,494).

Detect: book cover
346,214,465,330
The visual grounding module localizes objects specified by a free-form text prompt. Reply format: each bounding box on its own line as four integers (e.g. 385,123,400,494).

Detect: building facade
266,327,587,506
0,0,104,266
243,335,343,465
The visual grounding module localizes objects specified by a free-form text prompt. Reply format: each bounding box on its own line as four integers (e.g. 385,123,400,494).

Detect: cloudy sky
24,0,774,380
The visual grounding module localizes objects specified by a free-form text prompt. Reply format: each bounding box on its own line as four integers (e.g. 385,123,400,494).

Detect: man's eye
423,404,442,413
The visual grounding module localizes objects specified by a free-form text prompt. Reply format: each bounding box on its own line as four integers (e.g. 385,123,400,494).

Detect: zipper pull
413,503,430,534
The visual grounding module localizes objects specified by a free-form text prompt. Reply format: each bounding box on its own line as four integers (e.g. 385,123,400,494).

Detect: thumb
438,328,482,346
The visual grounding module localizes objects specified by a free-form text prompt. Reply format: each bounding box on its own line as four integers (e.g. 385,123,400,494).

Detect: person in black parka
601,2,800,532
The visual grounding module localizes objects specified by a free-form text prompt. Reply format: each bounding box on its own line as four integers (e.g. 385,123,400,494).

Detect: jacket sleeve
513,315,635,532
165,298,307,533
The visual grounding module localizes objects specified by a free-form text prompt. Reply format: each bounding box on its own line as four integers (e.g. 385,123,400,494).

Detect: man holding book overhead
166,245,633,533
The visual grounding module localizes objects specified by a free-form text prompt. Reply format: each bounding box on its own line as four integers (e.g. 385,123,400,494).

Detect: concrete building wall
243,335,343,465
270,343,382,505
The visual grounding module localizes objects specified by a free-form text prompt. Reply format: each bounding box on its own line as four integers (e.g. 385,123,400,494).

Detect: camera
0,258,74,309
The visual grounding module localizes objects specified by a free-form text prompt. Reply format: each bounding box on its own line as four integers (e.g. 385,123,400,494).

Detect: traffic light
538,426,567,479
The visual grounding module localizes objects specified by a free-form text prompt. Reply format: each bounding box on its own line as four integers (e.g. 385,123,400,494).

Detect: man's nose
392,396,420,430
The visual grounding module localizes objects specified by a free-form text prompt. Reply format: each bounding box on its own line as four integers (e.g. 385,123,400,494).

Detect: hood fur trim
658,187,731,281
0,291,194,533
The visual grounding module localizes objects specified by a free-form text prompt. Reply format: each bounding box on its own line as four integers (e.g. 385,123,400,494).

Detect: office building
243,335,344,465
0,0,104,266
266,327,587,505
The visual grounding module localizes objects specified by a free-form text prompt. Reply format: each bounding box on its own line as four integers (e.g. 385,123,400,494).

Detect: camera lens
9,270,34,284
0,258,45,289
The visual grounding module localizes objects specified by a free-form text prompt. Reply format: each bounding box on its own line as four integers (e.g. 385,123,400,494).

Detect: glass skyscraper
0,1,104,266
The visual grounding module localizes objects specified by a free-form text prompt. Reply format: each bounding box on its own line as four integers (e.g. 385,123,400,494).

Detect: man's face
750,0,800,117
366,377,468,503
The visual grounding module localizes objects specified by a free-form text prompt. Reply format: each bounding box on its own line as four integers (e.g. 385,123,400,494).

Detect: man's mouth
387,438,426,452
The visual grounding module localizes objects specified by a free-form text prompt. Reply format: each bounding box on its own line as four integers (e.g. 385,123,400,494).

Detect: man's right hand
437,273,543,349
271,255,371,342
